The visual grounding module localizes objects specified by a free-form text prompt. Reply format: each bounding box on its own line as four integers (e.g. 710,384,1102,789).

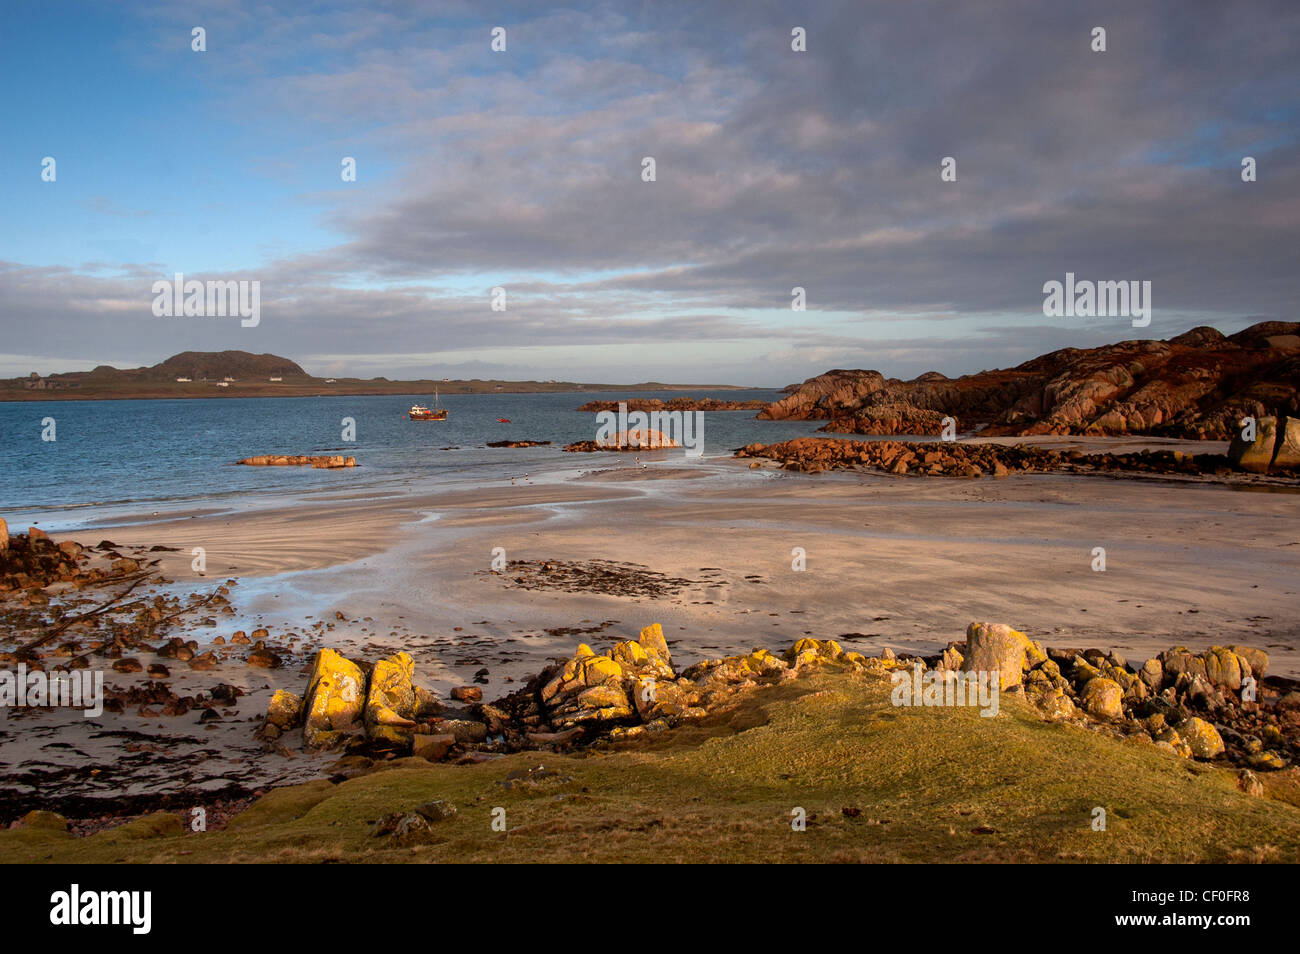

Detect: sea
0,389,828,531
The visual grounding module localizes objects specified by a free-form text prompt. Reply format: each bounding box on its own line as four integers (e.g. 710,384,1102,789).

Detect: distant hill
78,351,307,382
144,351,309,381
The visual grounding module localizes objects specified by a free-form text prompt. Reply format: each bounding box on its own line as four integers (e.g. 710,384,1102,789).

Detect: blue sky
1,0,1297,384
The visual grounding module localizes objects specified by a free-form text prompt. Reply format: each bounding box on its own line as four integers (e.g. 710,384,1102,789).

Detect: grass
4,671,1297,863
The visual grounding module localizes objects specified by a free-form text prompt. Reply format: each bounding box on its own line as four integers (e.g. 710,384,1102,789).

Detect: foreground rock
236,455,356,468
263,621,1296,779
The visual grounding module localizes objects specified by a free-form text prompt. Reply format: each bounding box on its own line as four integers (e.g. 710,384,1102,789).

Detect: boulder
1080,677,1124,720
1201,647,1246,690
412,733,456,761
0,516,7,552
450,686,482,703
264,689,303,730
1181,717,1225,759
1032,687,1077,722
1227,645,1269,679
364,651,418,745
637,623,673,672
432,719,487,744
961,622,1046,690
303,648,366,748
1228,415,1279,473
1275,416,1300,469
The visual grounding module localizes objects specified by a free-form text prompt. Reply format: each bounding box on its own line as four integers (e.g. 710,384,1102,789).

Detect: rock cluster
734,436,1231,479
563,430,680,452
761,322,1300,440
0,528,97,592
261,648,451,753
931,625,1293,770
493,625,910,744
236,455,356,468
262,621,1295,779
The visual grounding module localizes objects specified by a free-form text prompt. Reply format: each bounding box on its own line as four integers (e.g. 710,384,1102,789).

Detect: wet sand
4,448,1299,815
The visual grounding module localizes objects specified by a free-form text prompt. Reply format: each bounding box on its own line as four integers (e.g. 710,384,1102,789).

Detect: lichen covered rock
364,651,418,746
962,622,1046,690
303,648,366,748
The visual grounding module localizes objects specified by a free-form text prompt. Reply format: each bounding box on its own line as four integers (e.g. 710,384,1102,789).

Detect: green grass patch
5,672,1297,863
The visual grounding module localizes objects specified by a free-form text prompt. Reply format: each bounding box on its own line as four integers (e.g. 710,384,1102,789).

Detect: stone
962,622,1046,691
1236,769,1264,797
364,651,418,745
188,651,219,671
1138,657,1163,691
1227,645,1269,679
637,623,672,670
1182,717,1225,758
450,685,482,703
1080,677,1124,720
265,689,303,730
414,686,444,717
415,799,457,822
0,516,7,551
412,733,456,761
247,647,281,668
1032,687,1077,722
112,658,142,673
433,719,487,744
1201,647,1245,690
371,811,438,845
303,648,366,748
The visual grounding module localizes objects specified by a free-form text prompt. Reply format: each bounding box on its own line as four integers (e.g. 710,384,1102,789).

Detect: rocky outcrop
578,398,768,412
0,517,7,552
486,440,551,448
761,322,1300,441
734,436,1232,479
564,430,680,452
237,455,356,468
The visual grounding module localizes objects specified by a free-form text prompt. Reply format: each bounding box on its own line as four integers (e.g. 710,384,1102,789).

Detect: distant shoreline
0,382,765,403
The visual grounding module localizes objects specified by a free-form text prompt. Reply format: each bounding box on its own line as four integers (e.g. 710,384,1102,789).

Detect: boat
407,389,448,420
497,418,511,423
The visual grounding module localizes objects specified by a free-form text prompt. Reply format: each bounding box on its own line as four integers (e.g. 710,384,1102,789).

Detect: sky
0,0,1297,386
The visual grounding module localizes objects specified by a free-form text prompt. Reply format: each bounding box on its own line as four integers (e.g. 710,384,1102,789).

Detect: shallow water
0,390,827,529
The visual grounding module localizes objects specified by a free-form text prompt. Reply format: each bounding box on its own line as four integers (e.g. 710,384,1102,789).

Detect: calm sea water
0,390,826,529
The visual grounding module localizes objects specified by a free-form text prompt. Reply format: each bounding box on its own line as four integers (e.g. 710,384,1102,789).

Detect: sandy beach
4,445,1299,819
